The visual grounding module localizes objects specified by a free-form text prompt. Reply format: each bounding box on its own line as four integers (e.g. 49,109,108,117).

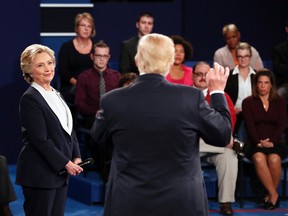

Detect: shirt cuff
210,90,224,95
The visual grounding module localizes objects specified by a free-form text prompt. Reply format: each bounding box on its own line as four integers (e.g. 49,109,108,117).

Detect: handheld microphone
58,158,95,175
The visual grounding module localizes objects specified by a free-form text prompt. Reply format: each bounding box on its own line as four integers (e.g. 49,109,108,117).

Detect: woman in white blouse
16,44,83,216
225,42,257,141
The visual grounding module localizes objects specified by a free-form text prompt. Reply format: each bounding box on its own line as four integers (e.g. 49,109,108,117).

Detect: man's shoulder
169,84,201,96
122,36,138,45
106,68,121,77
274,41,288,51
77,68,94,79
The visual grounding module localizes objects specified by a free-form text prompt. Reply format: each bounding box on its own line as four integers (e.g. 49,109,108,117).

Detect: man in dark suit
272,18,288,102
91,33,231,216
119,11,154,75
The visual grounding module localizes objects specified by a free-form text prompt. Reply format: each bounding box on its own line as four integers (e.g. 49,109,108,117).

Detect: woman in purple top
242,69,287,210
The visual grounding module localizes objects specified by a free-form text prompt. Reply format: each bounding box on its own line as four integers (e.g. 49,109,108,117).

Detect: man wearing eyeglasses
192,61,237,216
75,41,121,175
214,24,263,71
75,40,121,128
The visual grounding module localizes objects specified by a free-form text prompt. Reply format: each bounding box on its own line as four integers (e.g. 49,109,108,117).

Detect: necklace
262,101,269,111
76,38,88,48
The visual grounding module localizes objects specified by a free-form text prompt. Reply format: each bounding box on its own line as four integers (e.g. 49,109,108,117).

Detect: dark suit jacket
225,72,255,105
91,74,231,216
119,36,139,74
16,86,81,188
272,40,288,86
224,72,255,133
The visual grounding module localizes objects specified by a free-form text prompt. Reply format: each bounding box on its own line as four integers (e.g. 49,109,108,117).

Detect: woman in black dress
242,69,287,210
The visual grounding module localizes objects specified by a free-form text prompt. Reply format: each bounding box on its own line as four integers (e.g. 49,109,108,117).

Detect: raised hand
206,62,230,92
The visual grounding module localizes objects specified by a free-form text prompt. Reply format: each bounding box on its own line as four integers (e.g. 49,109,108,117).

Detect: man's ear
134,55,138,67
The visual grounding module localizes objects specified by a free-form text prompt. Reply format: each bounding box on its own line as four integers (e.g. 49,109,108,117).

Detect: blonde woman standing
58,12,96,105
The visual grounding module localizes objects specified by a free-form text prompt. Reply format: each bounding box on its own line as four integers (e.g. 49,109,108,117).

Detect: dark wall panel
182,0,288,61
0,1,40,163
41,7,94,32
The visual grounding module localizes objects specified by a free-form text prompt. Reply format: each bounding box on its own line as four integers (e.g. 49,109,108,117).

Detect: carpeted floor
8,165,288,216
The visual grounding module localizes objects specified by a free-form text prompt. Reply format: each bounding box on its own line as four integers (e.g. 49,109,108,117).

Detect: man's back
94,73,231,216
91,33,231,216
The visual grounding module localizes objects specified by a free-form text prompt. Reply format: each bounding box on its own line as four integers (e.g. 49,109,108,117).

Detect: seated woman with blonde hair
242,69,287,210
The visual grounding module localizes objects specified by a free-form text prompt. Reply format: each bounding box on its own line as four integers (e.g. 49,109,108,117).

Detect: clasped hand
257,138,274,148
65,158,83,176
206,62,230,92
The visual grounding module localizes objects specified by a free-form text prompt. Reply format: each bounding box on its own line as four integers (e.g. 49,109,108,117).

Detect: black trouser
22,185,67,216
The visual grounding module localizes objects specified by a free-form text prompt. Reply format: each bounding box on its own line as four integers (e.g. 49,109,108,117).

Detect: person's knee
252,153,267,167
223,148,238,162
267,154,281,167
211,149,237,170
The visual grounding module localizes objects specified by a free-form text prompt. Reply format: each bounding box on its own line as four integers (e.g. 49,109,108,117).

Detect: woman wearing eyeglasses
224,42,258,142
166,35,194,86
58,12,96,107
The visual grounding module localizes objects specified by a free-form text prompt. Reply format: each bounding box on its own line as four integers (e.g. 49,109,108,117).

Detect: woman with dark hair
242,69,287,210
166,35,193,86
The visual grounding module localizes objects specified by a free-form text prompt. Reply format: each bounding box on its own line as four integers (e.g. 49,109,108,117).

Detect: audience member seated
58,12,96,106
214,24,263,71
0,155,16,216
75,40,121,176
75,40,121,129
225,42,256,142
242,69,287,210
272,18,288,102
166,35,193,86
192,61,237,216
119,11,154,75
118,72,137,87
